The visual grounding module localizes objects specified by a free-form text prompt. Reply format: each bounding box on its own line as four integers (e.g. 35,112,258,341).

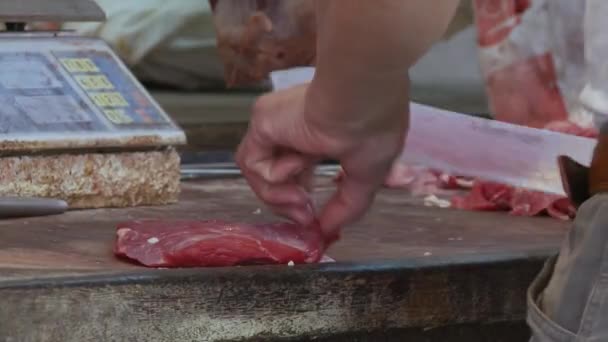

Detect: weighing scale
0,0,186,209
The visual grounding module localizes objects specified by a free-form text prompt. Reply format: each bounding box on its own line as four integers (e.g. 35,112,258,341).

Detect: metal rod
5,22,26,32
180,164,341,180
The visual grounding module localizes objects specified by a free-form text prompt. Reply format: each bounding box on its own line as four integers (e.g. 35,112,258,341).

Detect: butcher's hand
237,0,458,238
236,82,408,238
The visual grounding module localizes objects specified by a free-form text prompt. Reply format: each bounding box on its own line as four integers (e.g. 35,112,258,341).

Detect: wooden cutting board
0,177,570,341
0,177,567,280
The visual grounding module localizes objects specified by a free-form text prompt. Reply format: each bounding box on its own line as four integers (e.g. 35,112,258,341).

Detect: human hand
236,82,408,239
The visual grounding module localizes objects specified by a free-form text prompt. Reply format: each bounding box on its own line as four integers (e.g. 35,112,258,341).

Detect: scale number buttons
60,58,99,73
90,92,129,108
59,57,133,125
103,109,133,124
74,75,114,90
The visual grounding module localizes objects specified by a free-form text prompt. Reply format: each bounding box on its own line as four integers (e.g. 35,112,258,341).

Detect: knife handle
589,122,608,196
558,156,589,208
0,197,68,218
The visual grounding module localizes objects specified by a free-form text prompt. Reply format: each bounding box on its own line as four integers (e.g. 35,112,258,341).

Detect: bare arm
308,0,460,132
236,0,460,239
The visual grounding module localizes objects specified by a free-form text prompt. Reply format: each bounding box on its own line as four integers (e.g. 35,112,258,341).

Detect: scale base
0,148,180,209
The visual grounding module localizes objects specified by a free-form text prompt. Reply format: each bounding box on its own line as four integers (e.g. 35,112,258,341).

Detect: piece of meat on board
114,219,327,267
451,181,576,221
451,181,513,211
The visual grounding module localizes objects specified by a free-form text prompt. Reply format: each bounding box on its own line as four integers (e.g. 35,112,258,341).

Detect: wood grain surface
0,177,568,282
0,177,570,341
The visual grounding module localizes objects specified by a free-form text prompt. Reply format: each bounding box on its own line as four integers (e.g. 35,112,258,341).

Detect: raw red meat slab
114,219,329,268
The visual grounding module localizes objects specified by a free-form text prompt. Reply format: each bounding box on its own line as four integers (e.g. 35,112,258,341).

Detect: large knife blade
270,67,597,196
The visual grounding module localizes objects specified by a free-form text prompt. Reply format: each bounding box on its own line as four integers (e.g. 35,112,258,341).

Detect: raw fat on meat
114,219,328,267
335,163,473,196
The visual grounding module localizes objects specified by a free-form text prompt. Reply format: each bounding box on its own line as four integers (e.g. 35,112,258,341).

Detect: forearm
307,0,459,130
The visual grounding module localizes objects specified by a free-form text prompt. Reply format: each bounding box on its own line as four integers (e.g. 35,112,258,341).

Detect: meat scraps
367,120,597,220
209,0,316,87
450,181,577,220
114,219,330,268
335,163,473,197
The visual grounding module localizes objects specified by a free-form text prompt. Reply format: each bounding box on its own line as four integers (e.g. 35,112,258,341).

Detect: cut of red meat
473,0,570,128
114,219,329,268
509,189,554,216
483,54,569,128
451,181,513,211
474,0,522,47
547,198,577,221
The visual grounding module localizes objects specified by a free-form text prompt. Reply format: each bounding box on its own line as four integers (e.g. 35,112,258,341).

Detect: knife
269,67,597,196
0,196,68,218
180,163,342,180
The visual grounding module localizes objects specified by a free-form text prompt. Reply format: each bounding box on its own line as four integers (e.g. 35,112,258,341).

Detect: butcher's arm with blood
233,1,460,237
